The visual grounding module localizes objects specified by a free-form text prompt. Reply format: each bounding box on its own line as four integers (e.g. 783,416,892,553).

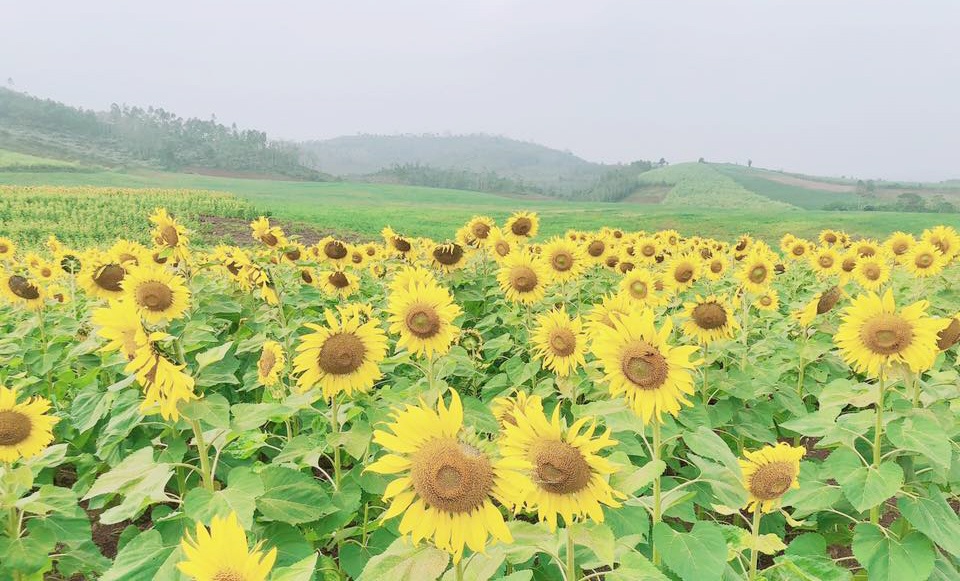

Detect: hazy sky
3,1,959,180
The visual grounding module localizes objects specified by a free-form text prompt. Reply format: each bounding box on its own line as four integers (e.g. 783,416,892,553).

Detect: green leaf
683,427,741,473
887,412,952,469
576,522,616,565
652,521,726,581
82,447,174,524
183,466,264,529
195,340,233,371
271,554,319,581
766,554,852,581
180,393,231,429
503,521,558,563
606,552,670,580
256,466,334,525
897,486,960,557
852,523,935,581
611,459,665,495
840,462,903,513
440,545,505,581
357,537,449,581
101,530,176,581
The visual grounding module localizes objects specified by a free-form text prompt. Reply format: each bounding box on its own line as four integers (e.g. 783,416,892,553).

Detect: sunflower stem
652,421,663,567
701,343,709,405
566,524,577,581
870,372,886,525
455,559,465,581
911,372,921,407
330,396,342,490
189,419,215,492
748,508,762,580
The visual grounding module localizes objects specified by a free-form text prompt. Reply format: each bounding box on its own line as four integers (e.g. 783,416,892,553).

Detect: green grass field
1,169,958,244
0,148,87,171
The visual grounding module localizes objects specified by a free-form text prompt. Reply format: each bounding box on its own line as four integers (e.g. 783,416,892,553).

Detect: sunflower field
0,209,958,581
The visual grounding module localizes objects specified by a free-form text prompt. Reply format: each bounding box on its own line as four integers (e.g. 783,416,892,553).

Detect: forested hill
0,88,326,180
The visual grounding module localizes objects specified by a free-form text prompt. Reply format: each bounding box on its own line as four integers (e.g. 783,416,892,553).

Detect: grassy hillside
1,170,957,245
0,148,89,172
636,163,798,210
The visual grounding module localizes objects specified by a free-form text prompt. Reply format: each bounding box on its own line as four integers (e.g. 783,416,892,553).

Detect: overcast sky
3,1,959,180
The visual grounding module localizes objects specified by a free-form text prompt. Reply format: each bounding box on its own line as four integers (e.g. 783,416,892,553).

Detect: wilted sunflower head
922,225,960,260
149,208,189,253
430,242,468,272
937,314,960,351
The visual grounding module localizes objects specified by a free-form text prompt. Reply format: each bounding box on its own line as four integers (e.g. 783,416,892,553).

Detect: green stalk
330,396,342,490
870,372,886,525
566,524,577,581
748,508,762,580
455,560,464,581
701,343,709,405
911,372,921,407
652,421,663,566
189,419,215,491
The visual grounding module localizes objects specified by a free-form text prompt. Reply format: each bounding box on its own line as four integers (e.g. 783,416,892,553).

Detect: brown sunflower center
816,286,842,314
494,240,510,257
365,246,377,257
117,252,139,265
261,232,279,246
621,342,669,390
510,266,538,293
0,410,32,446
710,260,723,274
8,276,40,300
842,257,857,272
392,237,412,252
858,246,876,258
824,233,837,244
351,252,363,264
937,318,960,351
285,248,301,261
160,225,180,247
301,269,314,284
628,280,649,299
317,332,366,375
324,240,348,260
619,262,635,273
860,314,914,355
433,244,464,266
674,265,694,283
587,240,605,257
759,296,773,306
259,349,277,377
915,252,934,268
405,305,441,339
892,241,908,255
605,256,619,268
471,222,491,239
212,571,244,581
532,440,592,494
818,255,834,268
548,327,577,357
736,240,748,251
511,217,533,236
749,461,796,500
94,264,125,292
551,250,573,272
641,244,657,257
328,272,350,289
135,281,173,311
933,238,950,254
864,264,881,280
791,245,805,256
749,265,768,284
411,438,493,513
692,302,728,330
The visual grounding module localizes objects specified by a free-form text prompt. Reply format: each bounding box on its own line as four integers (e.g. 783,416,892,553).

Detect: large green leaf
766,554,852,581
897,486,960,557
82,447,174,524
826,448,902,513
183,466,264,528
101,530,176,581
256,466,335,524
851,523,935,581
887,412,952,469
606,552,670,580
357,537,449,581
683,427,741,473
652,521,726,581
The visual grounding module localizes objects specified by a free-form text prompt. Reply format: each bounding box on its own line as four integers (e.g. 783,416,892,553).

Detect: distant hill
0,88,328,181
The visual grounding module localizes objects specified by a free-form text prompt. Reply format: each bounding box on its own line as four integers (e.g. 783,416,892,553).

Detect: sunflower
177,512,277,581
0,237,17,261
818,229,842,247
491,390,543,427
122,265,191,324
663,254,700,293
852,254,891,292
505,211,539,241
635,236,659,264
853,239,880,258
583,234,610,264
257,341,285,387
657,229,681,249
922,225,959,261
786,239,812,261
127,337,198,420
835,289,946,378
884,231,915,260
793,286,843,327
293,310,388,400
903,241,946,278
382,227,416,259
387,281,462,358
250,216,287,249
540,237,587,283
704,255,728,281
809,247,841,277
150,208,189,260
337,302,376,324
681,294,740,344
317,237,351,267
318,270,360,298
79,253,127,300
389,265,437,294
739,443,804,513
461,216,496,247
592,310,699,424
281,242,305,264
779,233,797,254
367,390,524,562
531,309,588,377
429,242,470,273
838,250,859,281
486,227,515,263
91,300,149,361
498,403,623,531
0,271,44,310
496,252,549,305
753,289,780,312
29,259,60,282
617,269,664,309
346,245,367,269
0,386,60,463
736,251,775,294
937,313,960,351
586,292,642,334
109,239,148,268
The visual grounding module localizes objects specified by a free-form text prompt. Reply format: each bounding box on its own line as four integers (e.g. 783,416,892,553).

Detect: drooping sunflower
0,237,16,261
505,211,540,241
496,252,549,305
122,264,191,324
366,390,524,562
150,208,189,260
177,512,277,581
835,289,947,378
531,309,588,377
382,227,416,260
281,242,305,264
809,247,841,277
739,443,805,513
852,254,891,292
498,403,623,531
922,225,959,262
429,242,470,273
78,253,127,301
663,254,700,293
585,292,642,334
592,310,699,424
541,237,587,283
0,386,60,463
0,271,44,311
884,231,915,260
937,313,960,352
317,236,351,267
681,294,740,344
736,251,775,294
617,268,664,309
387,281,462,358
250,216,287,249
491,390,543,427
293,310,388,400
257,341,285,387
752,289,780,312
126,337,198,421
903,241,946,278
793,286,843,327
318,270,360,298
91,300,148,361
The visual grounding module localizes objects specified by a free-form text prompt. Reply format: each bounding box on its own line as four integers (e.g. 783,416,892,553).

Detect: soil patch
197,215,365,246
